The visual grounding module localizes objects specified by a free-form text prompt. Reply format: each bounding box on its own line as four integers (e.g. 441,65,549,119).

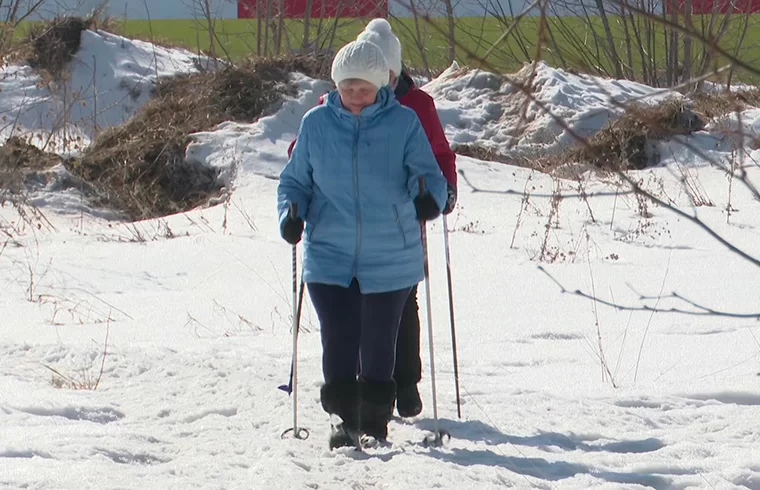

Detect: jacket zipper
352,117,362,277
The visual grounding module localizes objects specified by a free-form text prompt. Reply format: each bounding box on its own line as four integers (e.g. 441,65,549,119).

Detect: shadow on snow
407,417,694,490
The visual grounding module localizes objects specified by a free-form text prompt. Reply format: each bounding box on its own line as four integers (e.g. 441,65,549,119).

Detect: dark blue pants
308,279,412,385
394,284,422,389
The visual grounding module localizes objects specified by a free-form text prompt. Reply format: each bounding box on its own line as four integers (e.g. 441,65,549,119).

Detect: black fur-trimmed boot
395,382,423,418
358,378,396,446
320,381,360,450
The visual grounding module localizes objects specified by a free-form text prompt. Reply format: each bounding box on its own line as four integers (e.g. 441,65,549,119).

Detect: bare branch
458,170,634,199
538,266,760,319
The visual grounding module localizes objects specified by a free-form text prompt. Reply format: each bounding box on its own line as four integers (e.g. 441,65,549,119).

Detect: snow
185,74,334,189
0,29,208,155
423,61,676,158
2,31,760,490
702,80,759,93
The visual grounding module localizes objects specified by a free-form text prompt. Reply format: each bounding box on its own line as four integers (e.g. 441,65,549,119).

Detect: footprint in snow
0,448,53,459
16,405,124,424
682,391,760,406
92,447,168,466
529,332,584,341
182,407,238,423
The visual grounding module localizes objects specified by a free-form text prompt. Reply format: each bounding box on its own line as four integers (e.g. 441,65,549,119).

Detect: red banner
664,0,760,14
238,0,388,18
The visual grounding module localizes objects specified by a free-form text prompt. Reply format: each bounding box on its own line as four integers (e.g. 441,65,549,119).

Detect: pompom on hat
356,18,402,77
331,39,390,90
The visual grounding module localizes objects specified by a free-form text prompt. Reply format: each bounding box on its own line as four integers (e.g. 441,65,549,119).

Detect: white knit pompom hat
331,40,389,90
356,18,402,77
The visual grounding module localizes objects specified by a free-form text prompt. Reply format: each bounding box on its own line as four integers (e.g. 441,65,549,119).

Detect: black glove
443,184,457,215
281,214,304,245
414,192,441,222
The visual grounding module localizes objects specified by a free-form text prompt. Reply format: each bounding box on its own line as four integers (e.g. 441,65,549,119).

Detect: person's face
338,79,378,114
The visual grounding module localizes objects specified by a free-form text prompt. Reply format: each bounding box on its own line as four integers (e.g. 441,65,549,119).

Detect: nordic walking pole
442,215,462,419
278,275,305,396
281,202,309,440
418,177,450,447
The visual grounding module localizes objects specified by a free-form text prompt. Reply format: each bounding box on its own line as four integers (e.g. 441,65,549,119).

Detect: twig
633,250,671,384
93,314,111,390
459,170,633,199
587,258,617,387
619,173,760,269
539,266,760,319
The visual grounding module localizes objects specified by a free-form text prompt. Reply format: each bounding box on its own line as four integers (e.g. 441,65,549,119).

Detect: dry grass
67,53,333,220
561,97,705,172
23,16,91,80
566,90,760,174
15,5,119,79
0,136,63,193
453,143,509,163
454,142,569,176
452,143,567,174
690,89,760,120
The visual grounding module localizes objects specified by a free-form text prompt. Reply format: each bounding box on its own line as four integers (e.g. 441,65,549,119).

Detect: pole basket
281,427,310,440
422,429,451,447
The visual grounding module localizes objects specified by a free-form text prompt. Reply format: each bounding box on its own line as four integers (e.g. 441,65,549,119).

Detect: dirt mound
69,54,331,220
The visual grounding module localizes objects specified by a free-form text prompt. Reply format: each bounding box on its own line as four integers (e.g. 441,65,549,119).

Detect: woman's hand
281,214,304,245
443,184,457,215
414,192,441,222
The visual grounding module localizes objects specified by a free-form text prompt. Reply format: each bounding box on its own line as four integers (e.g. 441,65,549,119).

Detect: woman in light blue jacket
277,39,448,450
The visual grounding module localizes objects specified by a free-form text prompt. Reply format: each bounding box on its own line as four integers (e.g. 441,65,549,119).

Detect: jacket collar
394,70,415,99
326,85,398,119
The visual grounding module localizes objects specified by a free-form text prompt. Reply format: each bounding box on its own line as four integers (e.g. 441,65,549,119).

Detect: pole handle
418,176,426,199
289,202,298,221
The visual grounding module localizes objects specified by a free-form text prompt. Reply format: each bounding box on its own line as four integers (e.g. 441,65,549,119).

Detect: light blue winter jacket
277,86,448,294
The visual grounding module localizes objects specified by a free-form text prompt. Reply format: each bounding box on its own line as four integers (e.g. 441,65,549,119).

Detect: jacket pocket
307,202,328,242
393,204,407,247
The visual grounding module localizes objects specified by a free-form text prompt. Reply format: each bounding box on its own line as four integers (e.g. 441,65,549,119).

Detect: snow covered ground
2,30,760,490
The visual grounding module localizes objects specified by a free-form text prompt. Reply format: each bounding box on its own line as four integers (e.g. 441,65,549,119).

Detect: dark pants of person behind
308,278,411,440
394,284,422,389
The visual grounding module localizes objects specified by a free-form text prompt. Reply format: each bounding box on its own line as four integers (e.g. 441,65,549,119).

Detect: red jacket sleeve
404,90,457,188
287,93,328,159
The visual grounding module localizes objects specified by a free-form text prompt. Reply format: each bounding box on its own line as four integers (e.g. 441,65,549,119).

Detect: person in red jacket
287,18,457,419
